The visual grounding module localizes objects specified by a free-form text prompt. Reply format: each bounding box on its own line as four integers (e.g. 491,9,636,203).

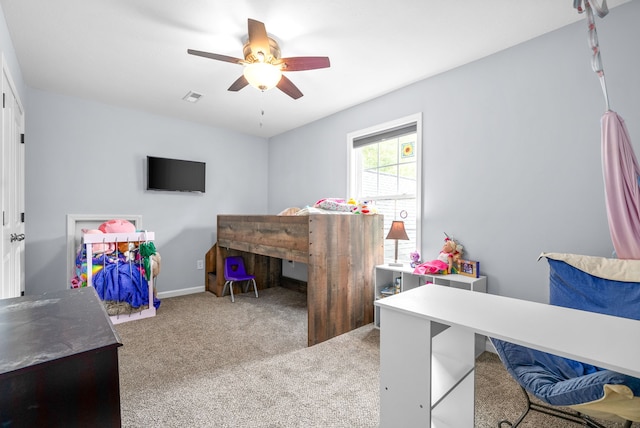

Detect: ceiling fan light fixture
243,62,282,91
187,19,329,99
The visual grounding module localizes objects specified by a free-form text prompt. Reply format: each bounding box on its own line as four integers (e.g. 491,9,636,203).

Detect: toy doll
413,237,463,275
409,251,421,268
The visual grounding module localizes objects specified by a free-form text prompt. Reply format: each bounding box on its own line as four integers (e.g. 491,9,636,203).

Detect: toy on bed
351,199,377,215
413,235,463,275
71,219,161,318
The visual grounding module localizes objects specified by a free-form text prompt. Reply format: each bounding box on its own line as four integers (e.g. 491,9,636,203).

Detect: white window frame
347,113,422,264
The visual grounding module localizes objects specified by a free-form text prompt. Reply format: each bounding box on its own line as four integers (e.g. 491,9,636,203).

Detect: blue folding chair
222,256,258,303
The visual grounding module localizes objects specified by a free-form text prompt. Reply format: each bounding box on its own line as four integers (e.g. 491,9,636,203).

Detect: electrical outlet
196,260,204,270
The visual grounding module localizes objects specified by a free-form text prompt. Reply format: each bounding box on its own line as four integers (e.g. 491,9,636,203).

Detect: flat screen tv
147,156,206,193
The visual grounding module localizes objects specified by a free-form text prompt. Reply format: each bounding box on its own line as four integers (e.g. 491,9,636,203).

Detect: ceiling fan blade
277,57,331,72
187,49,244,65
228,75,249,92
247,18,271,59
276,75,303,99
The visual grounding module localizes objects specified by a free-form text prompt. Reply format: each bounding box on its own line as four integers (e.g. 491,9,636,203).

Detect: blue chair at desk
490,253,640,428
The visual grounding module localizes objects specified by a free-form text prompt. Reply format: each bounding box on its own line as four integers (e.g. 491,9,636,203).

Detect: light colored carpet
114,287,635,427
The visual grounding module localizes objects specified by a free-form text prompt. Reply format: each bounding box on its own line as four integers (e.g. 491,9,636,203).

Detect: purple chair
222,256,258,303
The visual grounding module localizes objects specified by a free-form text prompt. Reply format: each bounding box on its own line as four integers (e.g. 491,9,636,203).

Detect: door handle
10,233,25,242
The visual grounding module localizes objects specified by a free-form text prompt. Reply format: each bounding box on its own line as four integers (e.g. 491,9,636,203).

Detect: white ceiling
0,0,630,138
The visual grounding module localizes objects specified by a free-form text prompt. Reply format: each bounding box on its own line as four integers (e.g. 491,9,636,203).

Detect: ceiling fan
188,18,330,100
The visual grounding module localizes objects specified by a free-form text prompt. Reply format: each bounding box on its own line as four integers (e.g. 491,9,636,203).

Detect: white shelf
374,264,487,328
377,297,476,427
431,326,475,408
375,266,484,427
431,371,474,427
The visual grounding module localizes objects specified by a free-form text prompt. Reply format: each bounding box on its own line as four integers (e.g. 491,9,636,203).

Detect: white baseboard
157,285,205,299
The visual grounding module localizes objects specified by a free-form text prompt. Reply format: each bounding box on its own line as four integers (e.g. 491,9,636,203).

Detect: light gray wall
269,1,640,303
24,89,268,296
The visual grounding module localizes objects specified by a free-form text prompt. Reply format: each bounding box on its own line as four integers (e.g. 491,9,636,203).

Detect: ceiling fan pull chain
259,93,265,128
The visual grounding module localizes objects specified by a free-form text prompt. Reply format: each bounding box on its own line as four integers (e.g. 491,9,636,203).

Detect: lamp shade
243,62,282,91
386,221,409,240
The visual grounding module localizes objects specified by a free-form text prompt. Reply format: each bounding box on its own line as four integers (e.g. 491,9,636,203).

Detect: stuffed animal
82,228,114,255
98,218,136,234
82,219,139,254
98,219,137,253
277,207,301,216
413,237,463,275
410,251,421,268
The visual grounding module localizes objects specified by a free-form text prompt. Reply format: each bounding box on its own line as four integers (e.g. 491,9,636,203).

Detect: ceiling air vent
183,91,203,103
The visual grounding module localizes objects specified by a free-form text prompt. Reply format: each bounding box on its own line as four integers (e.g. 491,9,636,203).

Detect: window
348,113,422,264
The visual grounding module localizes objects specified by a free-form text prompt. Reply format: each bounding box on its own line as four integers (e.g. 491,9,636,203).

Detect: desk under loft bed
215,214,384,346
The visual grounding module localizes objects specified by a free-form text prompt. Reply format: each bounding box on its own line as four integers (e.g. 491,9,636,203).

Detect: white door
1,61,25,299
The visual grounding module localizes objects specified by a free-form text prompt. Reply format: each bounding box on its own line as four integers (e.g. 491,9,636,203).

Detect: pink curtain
601,110,640,259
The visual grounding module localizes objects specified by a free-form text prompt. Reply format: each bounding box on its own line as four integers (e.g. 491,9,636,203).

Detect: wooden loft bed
215,214,384,346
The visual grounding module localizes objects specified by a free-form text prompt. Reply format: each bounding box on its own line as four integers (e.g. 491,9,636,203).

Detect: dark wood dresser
0,287,123,427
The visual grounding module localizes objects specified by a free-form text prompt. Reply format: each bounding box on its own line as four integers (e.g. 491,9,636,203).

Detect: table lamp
386,220,409,266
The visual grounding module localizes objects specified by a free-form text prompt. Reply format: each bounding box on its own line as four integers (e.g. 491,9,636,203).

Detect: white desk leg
379,307,432,427
431,325,475,427
431,372,474,427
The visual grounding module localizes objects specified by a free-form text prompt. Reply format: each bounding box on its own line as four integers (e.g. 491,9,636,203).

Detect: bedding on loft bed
278,197,377,216
72,246,160,315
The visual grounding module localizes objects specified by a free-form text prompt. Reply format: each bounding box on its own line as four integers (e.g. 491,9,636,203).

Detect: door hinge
2,93,4,108
21,134,24,144
2,211,4,226
21,212,25,223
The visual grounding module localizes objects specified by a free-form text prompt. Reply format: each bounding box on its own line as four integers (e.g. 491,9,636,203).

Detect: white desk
375,285,640,428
